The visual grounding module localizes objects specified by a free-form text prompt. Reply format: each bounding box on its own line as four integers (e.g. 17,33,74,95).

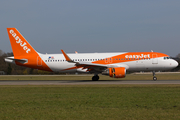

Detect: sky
0,0,180,57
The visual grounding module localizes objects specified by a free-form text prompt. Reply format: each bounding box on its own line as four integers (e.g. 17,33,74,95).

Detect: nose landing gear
153,71,157,81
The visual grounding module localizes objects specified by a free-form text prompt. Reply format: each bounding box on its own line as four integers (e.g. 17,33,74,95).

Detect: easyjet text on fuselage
125,54,150,59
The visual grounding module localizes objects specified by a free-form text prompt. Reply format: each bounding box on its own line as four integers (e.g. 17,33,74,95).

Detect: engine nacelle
108,67,126,78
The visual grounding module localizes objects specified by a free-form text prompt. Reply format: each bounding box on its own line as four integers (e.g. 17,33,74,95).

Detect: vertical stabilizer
7,28,37,57
6,28,52,72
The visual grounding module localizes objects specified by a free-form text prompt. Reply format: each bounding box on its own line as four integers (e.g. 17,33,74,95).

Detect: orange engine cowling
108,67,126,78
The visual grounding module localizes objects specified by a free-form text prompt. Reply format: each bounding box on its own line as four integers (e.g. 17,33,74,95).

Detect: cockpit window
164,57,170,60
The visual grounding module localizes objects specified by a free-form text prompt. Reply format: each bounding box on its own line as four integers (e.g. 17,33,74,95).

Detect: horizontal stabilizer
5,57,28,64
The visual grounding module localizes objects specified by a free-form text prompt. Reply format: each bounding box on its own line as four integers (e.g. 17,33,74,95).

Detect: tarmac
1,80,180,85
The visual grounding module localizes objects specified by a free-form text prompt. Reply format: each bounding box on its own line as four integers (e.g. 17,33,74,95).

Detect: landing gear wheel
152,71,157,81
92,75,99,81
153,76,157,81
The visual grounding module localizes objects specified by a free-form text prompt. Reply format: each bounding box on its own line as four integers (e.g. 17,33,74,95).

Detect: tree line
0,49,180,75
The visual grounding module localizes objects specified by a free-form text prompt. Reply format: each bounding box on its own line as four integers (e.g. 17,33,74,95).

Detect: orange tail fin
7,28,37,57
6,28,52,72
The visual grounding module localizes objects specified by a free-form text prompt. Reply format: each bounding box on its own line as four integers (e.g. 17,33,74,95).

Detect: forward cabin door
152,54,158,64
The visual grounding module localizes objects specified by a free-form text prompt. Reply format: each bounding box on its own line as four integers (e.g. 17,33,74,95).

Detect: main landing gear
153,71,157,81
92,75,99,81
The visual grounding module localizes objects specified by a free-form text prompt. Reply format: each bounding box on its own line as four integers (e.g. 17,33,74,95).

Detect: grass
0,73,180,80
0,85,180,120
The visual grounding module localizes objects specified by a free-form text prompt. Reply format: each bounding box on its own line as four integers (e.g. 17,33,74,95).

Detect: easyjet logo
9,30,31,53
125,54,150,59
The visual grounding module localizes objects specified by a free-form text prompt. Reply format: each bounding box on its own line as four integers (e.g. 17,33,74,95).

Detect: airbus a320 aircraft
5,28,178,81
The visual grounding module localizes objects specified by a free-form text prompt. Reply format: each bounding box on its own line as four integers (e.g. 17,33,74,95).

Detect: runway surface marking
1,80,180,85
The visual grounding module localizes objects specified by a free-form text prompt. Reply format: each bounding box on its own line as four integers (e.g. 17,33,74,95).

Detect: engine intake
102,67,126,78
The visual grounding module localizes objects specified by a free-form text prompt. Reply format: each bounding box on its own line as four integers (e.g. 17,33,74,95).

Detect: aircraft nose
172,60,179,68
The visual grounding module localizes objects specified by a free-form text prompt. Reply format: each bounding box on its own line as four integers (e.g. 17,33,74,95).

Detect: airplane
5,28,178,81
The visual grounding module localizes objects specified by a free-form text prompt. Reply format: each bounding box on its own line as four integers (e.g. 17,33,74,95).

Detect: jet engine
102,67,126,78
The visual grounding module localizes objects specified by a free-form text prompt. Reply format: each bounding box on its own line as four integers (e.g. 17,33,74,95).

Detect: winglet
61,50,74,62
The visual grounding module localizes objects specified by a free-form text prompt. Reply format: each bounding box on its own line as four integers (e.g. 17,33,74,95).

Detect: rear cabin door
37,56,42,66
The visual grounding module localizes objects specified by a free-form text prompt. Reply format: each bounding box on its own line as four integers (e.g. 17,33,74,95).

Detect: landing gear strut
153,71,157,81
92,75,99,81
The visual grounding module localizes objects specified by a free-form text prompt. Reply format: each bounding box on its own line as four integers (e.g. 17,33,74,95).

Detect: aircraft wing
61,50,130,72
61,50,108,72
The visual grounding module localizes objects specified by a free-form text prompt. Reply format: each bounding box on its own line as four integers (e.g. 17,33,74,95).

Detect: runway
1,80,180,85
